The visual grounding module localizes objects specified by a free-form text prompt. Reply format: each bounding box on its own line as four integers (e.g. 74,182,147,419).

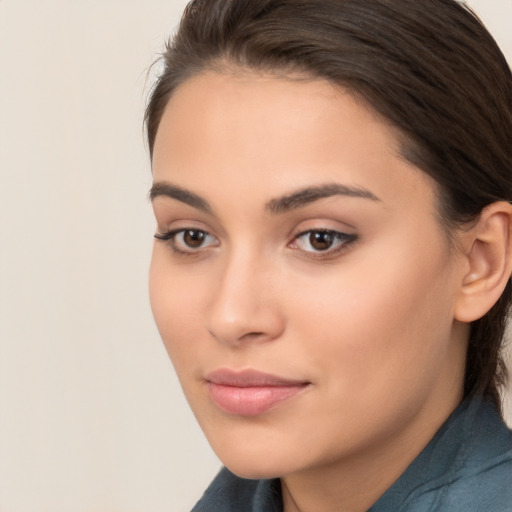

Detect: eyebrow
149,182,212,214
265,183,380,214
149,181,380,215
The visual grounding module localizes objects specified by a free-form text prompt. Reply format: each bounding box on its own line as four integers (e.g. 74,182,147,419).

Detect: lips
205,369,310,416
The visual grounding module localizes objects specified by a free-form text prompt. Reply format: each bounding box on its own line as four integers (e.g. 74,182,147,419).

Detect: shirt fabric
191,397,512,511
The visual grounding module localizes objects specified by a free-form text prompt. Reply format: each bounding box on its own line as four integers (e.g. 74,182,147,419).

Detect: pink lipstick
205,369,310,416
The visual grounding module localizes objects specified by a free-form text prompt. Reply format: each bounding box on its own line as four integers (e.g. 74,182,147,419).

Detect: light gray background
0,1,511,510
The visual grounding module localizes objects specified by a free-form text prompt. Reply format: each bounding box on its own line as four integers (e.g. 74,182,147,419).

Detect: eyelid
154,227,219,255
289,228,357,256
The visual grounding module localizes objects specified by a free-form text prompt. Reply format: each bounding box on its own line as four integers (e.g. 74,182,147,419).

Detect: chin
210,435,313,481
222,458,287,480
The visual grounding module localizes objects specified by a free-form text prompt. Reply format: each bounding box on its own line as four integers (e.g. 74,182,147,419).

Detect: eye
291,229,356,254
154,228,218,254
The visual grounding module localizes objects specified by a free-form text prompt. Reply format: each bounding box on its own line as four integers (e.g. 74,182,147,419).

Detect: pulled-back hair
145,0,512,414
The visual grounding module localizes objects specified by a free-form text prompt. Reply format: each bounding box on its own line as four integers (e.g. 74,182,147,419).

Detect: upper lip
205,369,309,387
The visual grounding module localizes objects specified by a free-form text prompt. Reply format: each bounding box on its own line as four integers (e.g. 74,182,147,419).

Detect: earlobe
455,202,512,323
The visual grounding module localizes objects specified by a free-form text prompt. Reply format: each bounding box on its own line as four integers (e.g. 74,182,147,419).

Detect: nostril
208,326,281,346
240,331,266,341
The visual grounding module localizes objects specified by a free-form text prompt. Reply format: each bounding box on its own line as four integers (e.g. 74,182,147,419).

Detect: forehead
153,72,392,171
152,71,436,214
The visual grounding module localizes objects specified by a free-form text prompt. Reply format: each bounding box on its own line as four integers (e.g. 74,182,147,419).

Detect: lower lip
207,382,308,416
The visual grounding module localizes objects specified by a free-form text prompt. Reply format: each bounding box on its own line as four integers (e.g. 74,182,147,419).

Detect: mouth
205,369,311,416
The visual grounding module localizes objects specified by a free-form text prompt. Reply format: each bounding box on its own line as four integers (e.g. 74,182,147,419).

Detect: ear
455,201,512,323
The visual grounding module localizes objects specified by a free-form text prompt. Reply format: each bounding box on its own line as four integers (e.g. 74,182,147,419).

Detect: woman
145,0,512,510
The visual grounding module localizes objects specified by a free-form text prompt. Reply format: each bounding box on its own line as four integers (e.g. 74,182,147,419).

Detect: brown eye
292,229,357,255
309,231,335,251
183,230,207,248
154,228,218,254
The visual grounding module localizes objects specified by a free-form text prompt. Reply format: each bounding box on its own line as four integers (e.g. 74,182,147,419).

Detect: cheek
288,238,458,398
148,248,206,368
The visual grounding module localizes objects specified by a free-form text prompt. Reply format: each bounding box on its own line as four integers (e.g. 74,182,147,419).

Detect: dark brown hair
145,0,512,413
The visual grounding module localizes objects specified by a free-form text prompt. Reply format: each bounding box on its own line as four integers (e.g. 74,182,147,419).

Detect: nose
206,249,285,347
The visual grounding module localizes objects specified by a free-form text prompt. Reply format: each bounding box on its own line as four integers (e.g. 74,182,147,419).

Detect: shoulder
371,398,512,512
401,400,512,512
191,467,282,512
406,449,512,511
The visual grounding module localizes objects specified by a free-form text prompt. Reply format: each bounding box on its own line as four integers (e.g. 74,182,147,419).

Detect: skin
149,71,473,512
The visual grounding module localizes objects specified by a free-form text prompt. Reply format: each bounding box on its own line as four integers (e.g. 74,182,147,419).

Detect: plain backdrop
0,1,511,511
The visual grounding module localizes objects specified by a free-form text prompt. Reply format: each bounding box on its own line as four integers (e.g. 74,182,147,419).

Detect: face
149,71,468,480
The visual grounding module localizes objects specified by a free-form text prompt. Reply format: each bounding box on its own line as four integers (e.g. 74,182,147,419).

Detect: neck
281,388,463,512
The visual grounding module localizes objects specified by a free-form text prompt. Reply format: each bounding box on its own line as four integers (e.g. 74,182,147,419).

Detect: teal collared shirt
191,398,512,511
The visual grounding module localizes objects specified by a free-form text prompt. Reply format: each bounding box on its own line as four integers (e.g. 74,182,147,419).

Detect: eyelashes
154,229,219,255
154,227,357,258
290,230,357,255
